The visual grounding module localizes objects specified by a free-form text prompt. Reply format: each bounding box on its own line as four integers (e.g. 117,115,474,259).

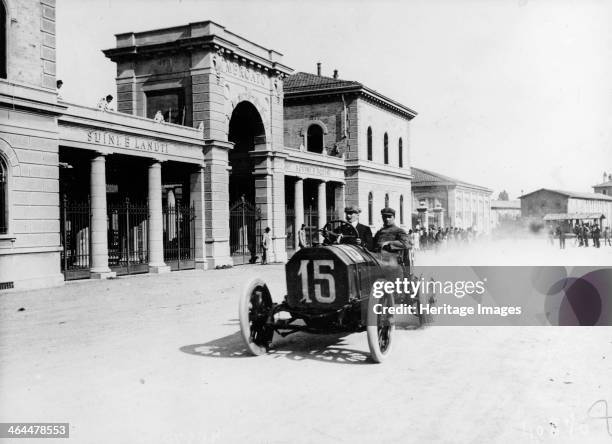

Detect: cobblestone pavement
1,240,611,443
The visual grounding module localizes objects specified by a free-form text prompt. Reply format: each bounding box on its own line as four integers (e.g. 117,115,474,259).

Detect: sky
56,0,612,199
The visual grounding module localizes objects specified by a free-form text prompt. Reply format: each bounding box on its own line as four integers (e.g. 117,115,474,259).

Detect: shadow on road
180,330,372,365
222,318,240,326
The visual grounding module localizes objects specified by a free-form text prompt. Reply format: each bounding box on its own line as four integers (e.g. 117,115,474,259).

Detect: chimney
317,62,321,76
333,69,338,79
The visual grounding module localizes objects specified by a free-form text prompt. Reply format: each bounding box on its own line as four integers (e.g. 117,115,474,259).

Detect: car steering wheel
320,220,359,245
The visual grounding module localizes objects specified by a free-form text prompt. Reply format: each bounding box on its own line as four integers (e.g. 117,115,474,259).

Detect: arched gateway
104,20,292,267
228,101,266,264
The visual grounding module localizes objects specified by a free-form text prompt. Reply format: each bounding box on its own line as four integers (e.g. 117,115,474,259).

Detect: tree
498,190,509,201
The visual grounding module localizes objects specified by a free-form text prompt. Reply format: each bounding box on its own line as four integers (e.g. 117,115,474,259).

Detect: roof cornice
284,83,417,120
103,33,292,76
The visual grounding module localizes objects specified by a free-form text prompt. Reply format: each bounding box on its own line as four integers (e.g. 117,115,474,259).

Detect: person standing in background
261,227,271,264
298,224,307,249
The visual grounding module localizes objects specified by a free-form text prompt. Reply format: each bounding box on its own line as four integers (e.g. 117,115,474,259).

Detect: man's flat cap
380,207,396,216
344,205,361,214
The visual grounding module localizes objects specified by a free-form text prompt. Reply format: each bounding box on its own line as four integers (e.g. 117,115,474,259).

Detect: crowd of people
409,226,481,252
292,205,487,265
548,223,611,249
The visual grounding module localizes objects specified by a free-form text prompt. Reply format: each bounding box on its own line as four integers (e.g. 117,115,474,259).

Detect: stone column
271,168,287,263
148,161,170,273
318,180,327,243
203,140,232,267
190,165,207,270
294,177,304,249
90,154,115,279
336,183,346,218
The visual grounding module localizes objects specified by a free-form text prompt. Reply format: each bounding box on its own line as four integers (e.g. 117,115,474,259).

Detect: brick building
283,68,417,249
411,167,492,232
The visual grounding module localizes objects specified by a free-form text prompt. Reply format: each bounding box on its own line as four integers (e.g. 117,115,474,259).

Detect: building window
146,89,185,125
385,193,389,208
400,195,404,224
306,124,324,153
0,157,7,234
367,127,373,161
383,133,389,164
398,138,403,167
0,0,6,79
368,192,373,225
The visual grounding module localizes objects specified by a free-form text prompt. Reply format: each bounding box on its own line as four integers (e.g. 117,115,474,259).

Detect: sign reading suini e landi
86,130,169,154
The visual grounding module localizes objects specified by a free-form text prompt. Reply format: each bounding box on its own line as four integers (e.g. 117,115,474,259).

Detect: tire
366,281,395,363
239,278,274,356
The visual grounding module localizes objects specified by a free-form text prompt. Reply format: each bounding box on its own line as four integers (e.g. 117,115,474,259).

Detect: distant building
411,167,492,232
593,172,612,196
519,188,612,229
490,200,521,229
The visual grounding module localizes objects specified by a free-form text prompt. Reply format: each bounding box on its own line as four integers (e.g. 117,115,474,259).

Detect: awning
543,212,606,221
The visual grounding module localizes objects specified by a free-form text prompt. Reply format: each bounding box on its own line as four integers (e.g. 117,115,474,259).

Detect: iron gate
229,196,261,265
163,201,196,270
108,199,149,275
60,195,91,280
305,206,319,246
285,206,295,252
327,208,340,222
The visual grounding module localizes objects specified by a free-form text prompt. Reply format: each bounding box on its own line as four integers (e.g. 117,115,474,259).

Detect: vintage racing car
238,220,428,363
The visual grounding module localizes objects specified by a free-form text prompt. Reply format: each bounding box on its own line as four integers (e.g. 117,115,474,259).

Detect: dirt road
1,258,611,443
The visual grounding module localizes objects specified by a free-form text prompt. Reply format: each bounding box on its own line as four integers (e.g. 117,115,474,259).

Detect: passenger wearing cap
373,207,412,252
341,205,373,250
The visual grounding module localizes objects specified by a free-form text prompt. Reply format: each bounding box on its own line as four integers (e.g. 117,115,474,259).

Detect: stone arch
228,93,269,143
302,119,329,136
0,137,20,176
0,137,18,235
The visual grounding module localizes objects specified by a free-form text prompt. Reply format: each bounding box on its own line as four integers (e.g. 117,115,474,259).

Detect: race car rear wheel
239,278,274,356
366,282,395,363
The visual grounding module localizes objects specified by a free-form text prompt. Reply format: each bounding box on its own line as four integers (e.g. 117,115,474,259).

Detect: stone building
282,68,417,249
1,5,420,289
0,0,65,289
411,167,492,232
1,3,207,289
103,21,292,266
519,188,612,229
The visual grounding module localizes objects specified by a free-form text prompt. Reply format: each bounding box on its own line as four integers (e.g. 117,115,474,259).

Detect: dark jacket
339,222,373,250
355,223,374,250
373,224,411,252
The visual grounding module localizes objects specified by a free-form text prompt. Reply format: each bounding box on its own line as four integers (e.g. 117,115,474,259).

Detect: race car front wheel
366,281,395,363
239,278,274,356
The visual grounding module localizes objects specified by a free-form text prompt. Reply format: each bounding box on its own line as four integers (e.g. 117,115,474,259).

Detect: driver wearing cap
373,207,412,252
342,205,373,250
